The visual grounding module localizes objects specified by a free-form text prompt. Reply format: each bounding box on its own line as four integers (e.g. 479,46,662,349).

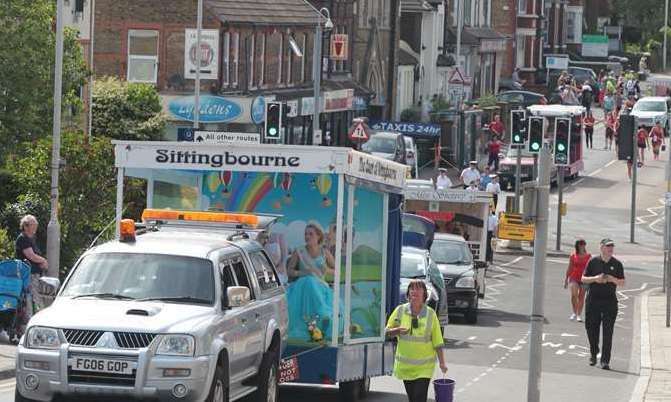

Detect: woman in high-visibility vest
386,279,448,402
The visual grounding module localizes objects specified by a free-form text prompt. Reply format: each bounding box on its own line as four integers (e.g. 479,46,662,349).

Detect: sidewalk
0,344,15,380
639,290,671,401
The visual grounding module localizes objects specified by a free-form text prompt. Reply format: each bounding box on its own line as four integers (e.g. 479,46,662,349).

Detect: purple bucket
433,378,455,402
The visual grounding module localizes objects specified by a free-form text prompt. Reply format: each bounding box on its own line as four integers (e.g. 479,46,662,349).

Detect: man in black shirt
581,238,625,370
15,215,48,320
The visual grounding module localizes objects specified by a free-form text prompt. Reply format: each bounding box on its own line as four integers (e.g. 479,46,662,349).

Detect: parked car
402,213,436,250
16,210,288,402
400,247,449,326
496,90,548,109
430,233,486,324
361,131,407,164
403,135,418,176
631,96,671,134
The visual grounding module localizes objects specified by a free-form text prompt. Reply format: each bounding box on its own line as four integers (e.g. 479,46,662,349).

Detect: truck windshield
61,253,215,305
363,136,396,153
430,240,473,265
401,253,427,278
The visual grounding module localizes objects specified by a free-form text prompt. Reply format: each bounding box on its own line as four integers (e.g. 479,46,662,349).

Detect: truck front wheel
255,346,279,402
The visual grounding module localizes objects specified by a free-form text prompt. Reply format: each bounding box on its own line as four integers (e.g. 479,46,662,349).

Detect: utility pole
455,0,463,78
556,167,564,251
527,144,551,402
193,0,203,130
313,20,323,145
665,144,671,326
631,128,637,243
515,147,522,212
664,0,669,72
46,0,65,278
87,0,96,141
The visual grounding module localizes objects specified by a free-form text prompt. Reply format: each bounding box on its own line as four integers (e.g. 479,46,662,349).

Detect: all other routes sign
348,120,370,142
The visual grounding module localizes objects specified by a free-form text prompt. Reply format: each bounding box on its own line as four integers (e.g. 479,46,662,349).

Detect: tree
92,77,166,140
0,0,89,156
3,132,145,274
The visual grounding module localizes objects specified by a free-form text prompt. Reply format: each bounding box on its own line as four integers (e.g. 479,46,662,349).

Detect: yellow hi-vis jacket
386,303,444,380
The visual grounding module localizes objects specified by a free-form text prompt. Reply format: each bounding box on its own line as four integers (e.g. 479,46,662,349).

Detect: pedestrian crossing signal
511,110,526,146
553,118,571,166
527,117,544,153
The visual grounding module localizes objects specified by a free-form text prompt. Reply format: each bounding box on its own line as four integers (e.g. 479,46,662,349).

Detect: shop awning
205,0,321,26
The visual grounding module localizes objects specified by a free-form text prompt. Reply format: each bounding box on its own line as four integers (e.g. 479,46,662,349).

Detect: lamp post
312,7,333,145
46,0,65,277
193,0,204,129
664,0,669,72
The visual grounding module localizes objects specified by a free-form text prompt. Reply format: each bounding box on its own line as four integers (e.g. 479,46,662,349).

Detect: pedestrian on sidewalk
485,174,501,208
487,136,503,171
605,110,617,150
386,280,448,402
564,238,591,322
584,111,595,149
636,125,649,165
489,114,505,140
486,209,498,264
435,168,453,190
581,238,625,370
460,161,480,189
650,121,665,161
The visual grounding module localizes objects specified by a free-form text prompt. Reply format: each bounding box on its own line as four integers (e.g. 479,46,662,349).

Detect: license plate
68,357,136,375
279,357,300,383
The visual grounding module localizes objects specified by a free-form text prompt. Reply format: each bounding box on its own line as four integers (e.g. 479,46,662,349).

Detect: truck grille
68,354,137,387
63,329,156,349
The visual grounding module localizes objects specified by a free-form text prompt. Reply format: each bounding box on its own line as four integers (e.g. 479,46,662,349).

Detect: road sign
497,213,535,241
348,120,370,141
194,131,260,144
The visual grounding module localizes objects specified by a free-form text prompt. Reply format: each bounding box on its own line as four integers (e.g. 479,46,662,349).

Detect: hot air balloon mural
314,174,333,207
219,171,233,195
206,172,220,194
281,173,293,205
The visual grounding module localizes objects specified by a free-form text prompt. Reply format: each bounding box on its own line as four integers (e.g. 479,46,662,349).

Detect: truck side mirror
226,286,251,308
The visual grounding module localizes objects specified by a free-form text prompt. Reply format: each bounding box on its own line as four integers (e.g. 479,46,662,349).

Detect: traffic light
553,118,571,165
527,116,544,153
511,110,526,146
617,114,635,161
264,102,283,140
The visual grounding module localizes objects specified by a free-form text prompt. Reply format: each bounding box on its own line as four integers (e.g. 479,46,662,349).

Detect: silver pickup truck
15,212,288,402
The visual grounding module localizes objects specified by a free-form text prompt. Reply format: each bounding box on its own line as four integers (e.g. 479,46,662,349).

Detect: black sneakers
600,362,610,370
589,356,597,366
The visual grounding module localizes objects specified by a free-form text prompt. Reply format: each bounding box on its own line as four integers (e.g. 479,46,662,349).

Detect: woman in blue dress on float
286,221,338,342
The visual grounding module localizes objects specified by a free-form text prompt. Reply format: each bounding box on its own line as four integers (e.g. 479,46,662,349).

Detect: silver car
631,96,671,132
15,222,288,402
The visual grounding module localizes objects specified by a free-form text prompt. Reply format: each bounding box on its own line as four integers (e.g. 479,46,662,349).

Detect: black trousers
585,128,594,148
486,231,494,262
585,298,618,364
403,378,431,402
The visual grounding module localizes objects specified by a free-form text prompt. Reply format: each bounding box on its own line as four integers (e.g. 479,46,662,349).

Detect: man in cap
460,161,480,189
435,168,453,190
581,238,625,370
485,174,501,208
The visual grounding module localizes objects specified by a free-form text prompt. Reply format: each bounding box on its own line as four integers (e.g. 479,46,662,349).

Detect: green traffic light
557,143,566,151
531,143,540,150
514,135,521,142
269,128,277,136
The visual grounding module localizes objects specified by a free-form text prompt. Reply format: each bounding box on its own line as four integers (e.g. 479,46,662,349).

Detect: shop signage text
168,95,242,123
369,120,441,138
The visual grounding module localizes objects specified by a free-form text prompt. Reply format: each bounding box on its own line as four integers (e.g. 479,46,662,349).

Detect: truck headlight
157,335,195,356
455,276,475,288
26,327,61,350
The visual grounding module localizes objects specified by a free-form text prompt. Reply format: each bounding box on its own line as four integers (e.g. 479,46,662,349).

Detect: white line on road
604,159,617,168
588,168,603,177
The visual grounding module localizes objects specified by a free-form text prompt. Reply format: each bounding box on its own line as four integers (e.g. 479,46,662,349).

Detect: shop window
231,32,239,87
565,6,583,44
518,0,527,15
222,32,230,87
516,34,527,68
127,30,158,83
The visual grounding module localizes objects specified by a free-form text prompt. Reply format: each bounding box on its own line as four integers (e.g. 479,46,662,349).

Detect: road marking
560,333,579,337
556,350,567,355
572,178,585,186
588,168,603,177
604,159,617,168
499,257,523,267
488,343,522,352
468,336,477,341
619,283,648,293
0,379,14,391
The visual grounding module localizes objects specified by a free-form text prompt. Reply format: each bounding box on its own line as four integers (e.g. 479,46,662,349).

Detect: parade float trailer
113,141,407,400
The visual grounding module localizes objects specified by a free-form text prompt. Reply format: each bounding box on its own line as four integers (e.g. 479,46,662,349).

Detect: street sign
330,34,349,61
194,131,260,144
497,213,535,241
348,120,370,142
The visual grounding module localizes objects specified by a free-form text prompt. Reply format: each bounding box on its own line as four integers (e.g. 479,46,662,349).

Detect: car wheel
339,380,361,401
205,365,228,402
14,388,40,402
255,345,280,402
465,297,479,324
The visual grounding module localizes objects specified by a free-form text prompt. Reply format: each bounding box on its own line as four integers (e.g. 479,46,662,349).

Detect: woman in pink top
564,238,591,321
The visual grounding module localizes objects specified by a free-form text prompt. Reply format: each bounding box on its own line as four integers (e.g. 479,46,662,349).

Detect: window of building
231,32,239,87
222,32,230,87
483,0,491,26
249,34,256,89
565,6,583,44
516,34,527,68
127,30,158,83
301,33,308,82
464,0,472,26
518,0,527,15
287,35,293,85
260,33,266,86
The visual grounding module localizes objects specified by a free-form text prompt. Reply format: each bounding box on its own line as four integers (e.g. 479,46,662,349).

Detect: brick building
92,0,375,145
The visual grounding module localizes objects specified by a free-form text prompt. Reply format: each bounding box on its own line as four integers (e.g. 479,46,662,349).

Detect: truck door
219,260,246,377
230,256,263,371
248,251,281,366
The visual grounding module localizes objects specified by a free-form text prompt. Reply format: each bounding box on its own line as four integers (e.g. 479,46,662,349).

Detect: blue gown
286,246,342,342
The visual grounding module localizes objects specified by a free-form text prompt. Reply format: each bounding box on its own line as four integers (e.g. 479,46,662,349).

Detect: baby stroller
0,260,31,343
